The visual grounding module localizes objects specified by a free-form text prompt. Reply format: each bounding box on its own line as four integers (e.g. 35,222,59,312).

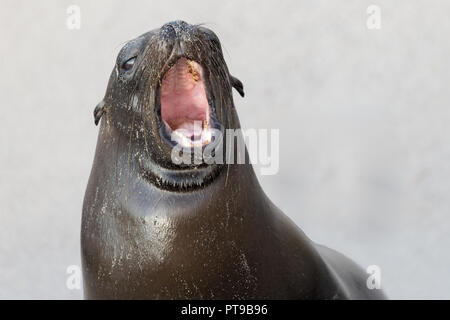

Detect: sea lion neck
89,120,267,220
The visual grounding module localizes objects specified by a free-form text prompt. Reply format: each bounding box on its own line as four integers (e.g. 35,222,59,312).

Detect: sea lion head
95,20,245,191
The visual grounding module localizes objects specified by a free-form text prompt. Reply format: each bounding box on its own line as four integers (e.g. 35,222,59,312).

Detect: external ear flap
230,75,245,97
94,100,106,126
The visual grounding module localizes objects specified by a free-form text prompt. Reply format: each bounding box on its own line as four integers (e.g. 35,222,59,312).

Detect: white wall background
1,0,449,299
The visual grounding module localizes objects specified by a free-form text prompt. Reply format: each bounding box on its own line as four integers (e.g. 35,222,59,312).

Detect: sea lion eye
122,57,136,71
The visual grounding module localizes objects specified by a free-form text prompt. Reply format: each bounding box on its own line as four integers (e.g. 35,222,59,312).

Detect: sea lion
81,20,386,299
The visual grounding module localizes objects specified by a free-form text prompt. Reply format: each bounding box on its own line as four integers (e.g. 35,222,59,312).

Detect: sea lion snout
159,20,192,40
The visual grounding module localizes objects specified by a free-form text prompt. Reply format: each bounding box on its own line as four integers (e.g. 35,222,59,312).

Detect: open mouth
160,57,217,148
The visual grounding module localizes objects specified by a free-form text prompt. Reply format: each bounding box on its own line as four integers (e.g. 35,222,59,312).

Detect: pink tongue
161,58,209,134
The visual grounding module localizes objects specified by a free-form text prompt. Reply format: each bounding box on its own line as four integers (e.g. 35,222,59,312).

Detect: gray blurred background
1,0,449,299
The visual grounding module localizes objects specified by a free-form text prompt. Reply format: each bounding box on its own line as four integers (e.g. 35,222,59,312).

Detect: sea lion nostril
166,20,189,29
160,20,192,39
160,23,177,40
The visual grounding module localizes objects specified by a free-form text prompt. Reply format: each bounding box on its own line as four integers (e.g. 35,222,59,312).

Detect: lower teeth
167,122,212,147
